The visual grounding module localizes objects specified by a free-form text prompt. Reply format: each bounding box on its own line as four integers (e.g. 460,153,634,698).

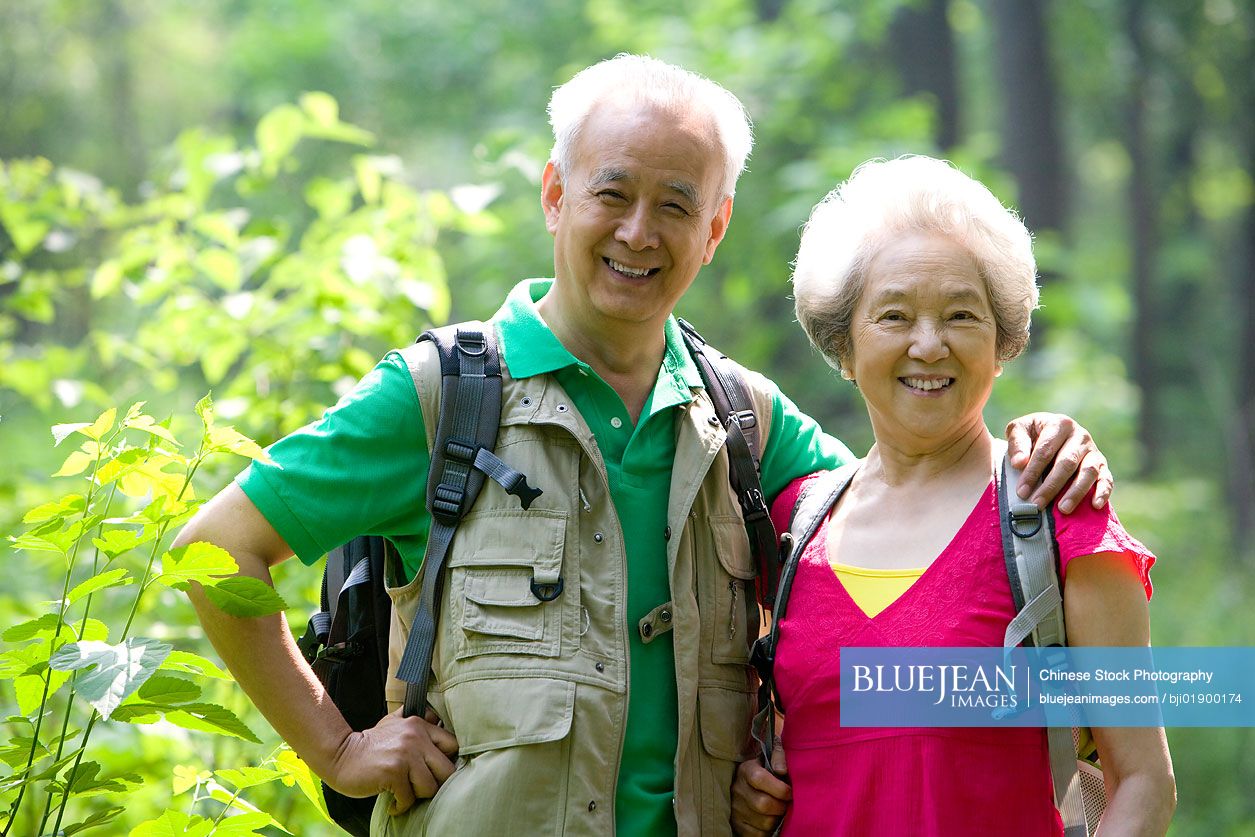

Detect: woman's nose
907,321,950,362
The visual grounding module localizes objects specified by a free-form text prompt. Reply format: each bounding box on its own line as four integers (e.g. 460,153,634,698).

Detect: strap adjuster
1008,502,1044,538
432,483,464,520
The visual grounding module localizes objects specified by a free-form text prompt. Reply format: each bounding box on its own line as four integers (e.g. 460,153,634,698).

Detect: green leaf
91,259,123,299
164,702,260,743
22,492,85,524
173,764,212,795
198,247,241,291
63,805,126,835
109,702,164,724
82,407,117,440
156,542,237,589
52,447,96,478
214,766,283,790
203,576,287,617
68,567,133,603
299,91,338,126
159,650,233,681
15,673,48,715
275,749,331,821
206,424,274,464
0,204,50,254
91,529,151,559
129,810,214,837
256,104,304,174
122,410,180,445
48,638,172,719
3,613,60,642
209,812,275,836
51,423,91,446
195,392,215,429
136,674,201,706
203,787,290,834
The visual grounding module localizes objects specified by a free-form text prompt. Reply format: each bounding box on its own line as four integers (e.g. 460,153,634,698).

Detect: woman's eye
950,310,975,321
881,311,906,322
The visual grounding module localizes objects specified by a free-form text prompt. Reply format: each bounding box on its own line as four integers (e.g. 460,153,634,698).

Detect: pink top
771,473,1155,836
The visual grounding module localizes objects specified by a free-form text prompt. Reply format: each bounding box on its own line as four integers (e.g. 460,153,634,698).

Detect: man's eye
598,190,627,202
663,202,691,216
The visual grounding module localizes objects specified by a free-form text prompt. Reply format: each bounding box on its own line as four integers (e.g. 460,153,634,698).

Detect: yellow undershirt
831,562,927,617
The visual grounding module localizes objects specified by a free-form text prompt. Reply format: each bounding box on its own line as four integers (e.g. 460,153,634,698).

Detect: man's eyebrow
664,179,701,207
589,167,632,188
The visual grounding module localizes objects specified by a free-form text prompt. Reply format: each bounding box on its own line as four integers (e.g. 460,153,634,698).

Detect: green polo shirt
238,278,852,835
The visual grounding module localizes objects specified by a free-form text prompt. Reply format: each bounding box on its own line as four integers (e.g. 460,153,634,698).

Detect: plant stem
46,445,206,836
3,434,112,837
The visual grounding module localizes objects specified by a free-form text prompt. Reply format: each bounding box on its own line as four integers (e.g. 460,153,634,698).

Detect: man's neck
537,298,665,424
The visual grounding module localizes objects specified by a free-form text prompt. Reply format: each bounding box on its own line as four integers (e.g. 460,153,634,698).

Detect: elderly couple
178,55,1175,835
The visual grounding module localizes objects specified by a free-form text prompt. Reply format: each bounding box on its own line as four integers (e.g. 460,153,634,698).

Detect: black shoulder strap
394,322,542,718
675,318,780,606
749,463,858,774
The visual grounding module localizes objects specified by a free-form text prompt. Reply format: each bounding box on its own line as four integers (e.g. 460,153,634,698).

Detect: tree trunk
889,0,960,149
1124,0,1160,473
989,0,1066,235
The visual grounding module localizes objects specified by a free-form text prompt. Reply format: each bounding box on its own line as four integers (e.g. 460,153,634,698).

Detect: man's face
541,100,732,339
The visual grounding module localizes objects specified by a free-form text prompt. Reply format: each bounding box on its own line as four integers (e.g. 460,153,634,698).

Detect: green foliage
0,398,306,835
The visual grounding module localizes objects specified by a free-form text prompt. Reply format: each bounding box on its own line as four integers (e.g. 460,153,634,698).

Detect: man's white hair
547,53,753,200
793,155,1040,371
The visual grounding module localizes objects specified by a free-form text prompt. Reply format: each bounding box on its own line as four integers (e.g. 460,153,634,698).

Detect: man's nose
615,204,659,250
907,321,950,363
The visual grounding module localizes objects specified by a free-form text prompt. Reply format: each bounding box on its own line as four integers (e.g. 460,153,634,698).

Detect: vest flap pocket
709,515,756,579
697,685,753,762
444,677,575,755
446,508,566,582
464,569,545,641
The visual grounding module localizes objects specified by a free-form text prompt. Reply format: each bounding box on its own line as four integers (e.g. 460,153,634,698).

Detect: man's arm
175,482,456,815
1005,413,1114,513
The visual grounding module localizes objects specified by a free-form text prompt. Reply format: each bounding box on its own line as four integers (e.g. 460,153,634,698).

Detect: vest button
595,662,605,673
588,801,597,812
660,608,672,623
708,416,720,426
663,526,672,541
642,623,653,638
593,532,604,543
557,404,569,412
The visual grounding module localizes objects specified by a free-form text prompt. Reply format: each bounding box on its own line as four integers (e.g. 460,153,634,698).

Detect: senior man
175,54,1112,836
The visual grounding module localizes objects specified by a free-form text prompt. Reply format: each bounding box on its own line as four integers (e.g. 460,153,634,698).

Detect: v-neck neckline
816,480,996,623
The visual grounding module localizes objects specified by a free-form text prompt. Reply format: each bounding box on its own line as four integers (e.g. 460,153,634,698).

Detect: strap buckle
530,576,564,602
1008,502,1044,538
432,483,465,521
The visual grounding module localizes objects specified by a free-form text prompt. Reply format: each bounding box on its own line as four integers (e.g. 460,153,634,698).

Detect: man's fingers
1055,451,1110,512
388,780,417,816
1003,417,1035,471
424,744,457,785
1029,439,1084,510
430,724,459,757
1010,416,1071,502
768,740,789,778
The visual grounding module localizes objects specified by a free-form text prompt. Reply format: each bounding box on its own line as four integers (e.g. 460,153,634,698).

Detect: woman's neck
863,421,994,489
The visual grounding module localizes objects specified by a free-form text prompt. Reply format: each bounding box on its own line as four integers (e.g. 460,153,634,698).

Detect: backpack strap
749,463,859,774
394,322,542,718
676,318,780,606
995,441,1088,837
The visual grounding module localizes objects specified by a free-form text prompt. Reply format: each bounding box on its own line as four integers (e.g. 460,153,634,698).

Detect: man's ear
703,196,734,264
541,161,563,235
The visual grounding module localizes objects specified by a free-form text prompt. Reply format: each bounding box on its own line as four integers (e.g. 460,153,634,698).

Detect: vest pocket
446,509,570,660
709,515,758,666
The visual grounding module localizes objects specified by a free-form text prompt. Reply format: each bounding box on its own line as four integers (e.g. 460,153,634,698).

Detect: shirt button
593,532,604,543
610,416,623,428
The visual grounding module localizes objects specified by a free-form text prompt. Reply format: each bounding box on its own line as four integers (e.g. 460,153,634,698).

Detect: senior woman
731,157,1175,836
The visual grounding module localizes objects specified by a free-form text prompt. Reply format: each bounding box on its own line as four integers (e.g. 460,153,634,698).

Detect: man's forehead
589,166,702,204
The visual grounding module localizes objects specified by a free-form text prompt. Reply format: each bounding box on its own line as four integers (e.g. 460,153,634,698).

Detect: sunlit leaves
49,638,172,719
158,650,232,681
203,576,287,618
274,749,330,821
155,543,237,590
130,810,216,837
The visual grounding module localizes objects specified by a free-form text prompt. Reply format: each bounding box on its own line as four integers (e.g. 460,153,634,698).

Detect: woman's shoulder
769,470,843,532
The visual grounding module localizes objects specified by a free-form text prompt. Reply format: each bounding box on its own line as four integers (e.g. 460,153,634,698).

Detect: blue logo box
839,647,1255,727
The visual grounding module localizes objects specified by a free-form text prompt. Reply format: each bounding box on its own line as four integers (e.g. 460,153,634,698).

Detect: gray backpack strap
995,440,1088,836
749,462,859,774
394,322,543,719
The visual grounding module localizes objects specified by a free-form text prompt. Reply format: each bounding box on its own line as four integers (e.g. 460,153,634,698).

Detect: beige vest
373,335,773,836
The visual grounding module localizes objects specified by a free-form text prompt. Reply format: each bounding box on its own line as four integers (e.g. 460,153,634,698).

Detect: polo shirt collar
495,279,704,395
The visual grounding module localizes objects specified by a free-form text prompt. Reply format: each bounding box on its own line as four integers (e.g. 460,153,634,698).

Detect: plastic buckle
432,483,464,520
731,409,757,431
1008,502,1043,538
749,634,774,677
444,439,477,464
741,487,769,518
530,576,564,602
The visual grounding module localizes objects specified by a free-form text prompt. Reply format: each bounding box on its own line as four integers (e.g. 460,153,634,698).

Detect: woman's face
848,231,1001,452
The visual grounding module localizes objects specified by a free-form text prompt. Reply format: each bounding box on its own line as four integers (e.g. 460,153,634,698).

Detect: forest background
1,0,1253,834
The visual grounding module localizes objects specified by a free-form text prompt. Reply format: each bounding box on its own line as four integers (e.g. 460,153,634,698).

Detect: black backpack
297,318,777,835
